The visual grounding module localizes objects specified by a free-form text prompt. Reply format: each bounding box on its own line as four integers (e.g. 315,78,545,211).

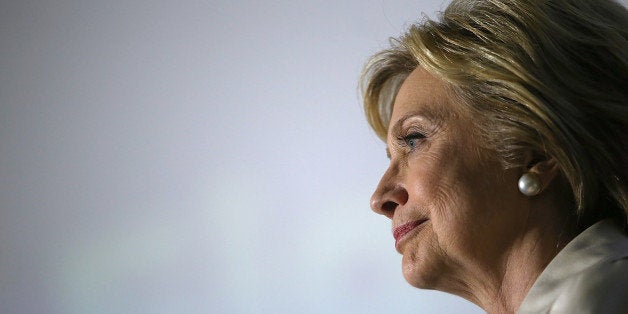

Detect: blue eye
402,133,425,148
407,138,417,147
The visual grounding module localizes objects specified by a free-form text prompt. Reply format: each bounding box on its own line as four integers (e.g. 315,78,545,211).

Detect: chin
401,253,439,289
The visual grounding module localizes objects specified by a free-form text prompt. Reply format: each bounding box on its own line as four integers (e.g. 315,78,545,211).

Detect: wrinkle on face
372,67,531,303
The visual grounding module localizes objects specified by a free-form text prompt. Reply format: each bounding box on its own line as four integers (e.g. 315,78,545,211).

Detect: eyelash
397,132,426,150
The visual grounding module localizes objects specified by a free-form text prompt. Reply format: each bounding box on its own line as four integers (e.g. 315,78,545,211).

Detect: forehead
390,67,455,125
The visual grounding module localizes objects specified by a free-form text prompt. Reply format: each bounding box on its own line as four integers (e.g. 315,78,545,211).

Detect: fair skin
370,67,576,313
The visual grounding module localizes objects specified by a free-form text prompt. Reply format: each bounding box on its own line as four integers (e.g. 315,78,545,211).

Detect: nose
370,166,408,219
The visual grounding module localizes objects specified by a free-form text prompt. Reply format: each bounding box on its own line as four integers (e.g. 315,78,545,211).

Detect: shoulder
518,220,628,314
551,257,628,313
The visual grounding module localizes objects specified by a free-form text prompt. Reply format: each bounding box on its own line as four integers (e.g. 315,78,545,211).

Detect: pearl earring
518,173,541,196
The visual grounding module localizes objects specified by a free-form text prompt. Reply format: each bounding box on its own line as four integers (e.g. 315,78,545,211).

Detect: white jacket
517,219,628,313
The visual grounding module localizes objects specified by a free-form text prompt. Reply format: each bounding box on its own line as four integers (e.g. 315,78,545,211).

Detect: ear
521,151,561,191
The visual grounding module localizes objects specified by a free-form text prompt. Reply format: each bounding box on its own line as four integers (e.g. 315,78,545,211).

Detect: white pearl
518,173,541,196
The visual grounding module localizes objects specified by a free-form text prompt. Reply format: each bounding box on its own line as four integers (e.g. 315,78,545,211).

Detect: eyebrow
392,110,441,133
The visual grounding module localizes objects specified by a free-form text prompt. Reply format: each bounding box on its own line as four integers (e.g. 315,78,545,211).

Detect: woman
360,0,628,312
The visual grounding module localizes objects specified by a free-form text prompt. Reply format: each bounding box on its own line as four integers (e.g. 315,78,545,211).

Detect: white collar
517,219,628,313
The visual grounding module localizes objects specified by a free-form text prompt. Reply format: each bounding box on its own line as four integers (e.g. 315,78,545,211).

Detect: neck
486,228,571,313
456,203,578,313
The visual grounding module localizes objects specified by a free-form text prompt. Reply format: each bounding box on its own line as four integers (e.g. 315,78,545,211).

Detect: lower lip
394,220,427,250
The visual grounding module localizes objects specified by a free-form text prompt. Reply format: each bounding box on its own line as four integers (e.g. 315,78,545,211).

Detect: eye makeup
387,110,443,158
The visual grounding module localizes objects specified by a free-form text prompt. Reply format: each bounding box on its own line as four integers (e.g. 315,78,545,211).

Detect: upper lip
393,219,428,242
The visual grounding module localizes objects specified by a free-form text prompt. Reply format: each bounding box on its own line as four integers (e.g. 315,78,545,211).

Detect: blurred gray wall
3,0,624,313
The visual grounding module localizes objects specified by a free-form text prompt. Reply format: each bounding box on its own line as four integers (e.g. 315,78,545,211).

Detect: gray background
3,0,623,313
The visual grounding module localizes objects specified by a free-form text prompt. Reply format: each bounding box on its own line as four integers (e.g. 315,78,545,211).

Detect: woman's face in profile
370,67,529,291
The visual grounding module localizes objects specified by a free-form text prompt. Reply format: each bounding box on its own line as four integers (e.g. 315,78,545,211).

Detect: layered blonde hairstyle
360,0,628,225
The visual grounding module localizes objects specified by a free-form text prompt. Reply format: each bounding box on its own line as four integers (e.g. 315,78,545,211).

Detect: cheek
407,150,455,200
411,151,467,223
432,198,471,254
411,154,486,255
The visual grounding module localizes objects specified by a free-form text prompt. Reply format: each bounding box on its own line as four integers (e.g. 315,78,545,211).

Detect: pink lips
393,219,427,248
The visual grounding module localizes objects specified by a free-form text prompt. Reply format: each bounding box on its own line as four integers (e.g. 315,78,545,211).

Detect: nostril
381,201,398,217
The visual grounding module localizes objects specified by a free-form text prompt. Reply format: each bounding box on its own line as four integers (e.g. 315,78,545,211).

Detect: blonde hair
360,0,628,225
